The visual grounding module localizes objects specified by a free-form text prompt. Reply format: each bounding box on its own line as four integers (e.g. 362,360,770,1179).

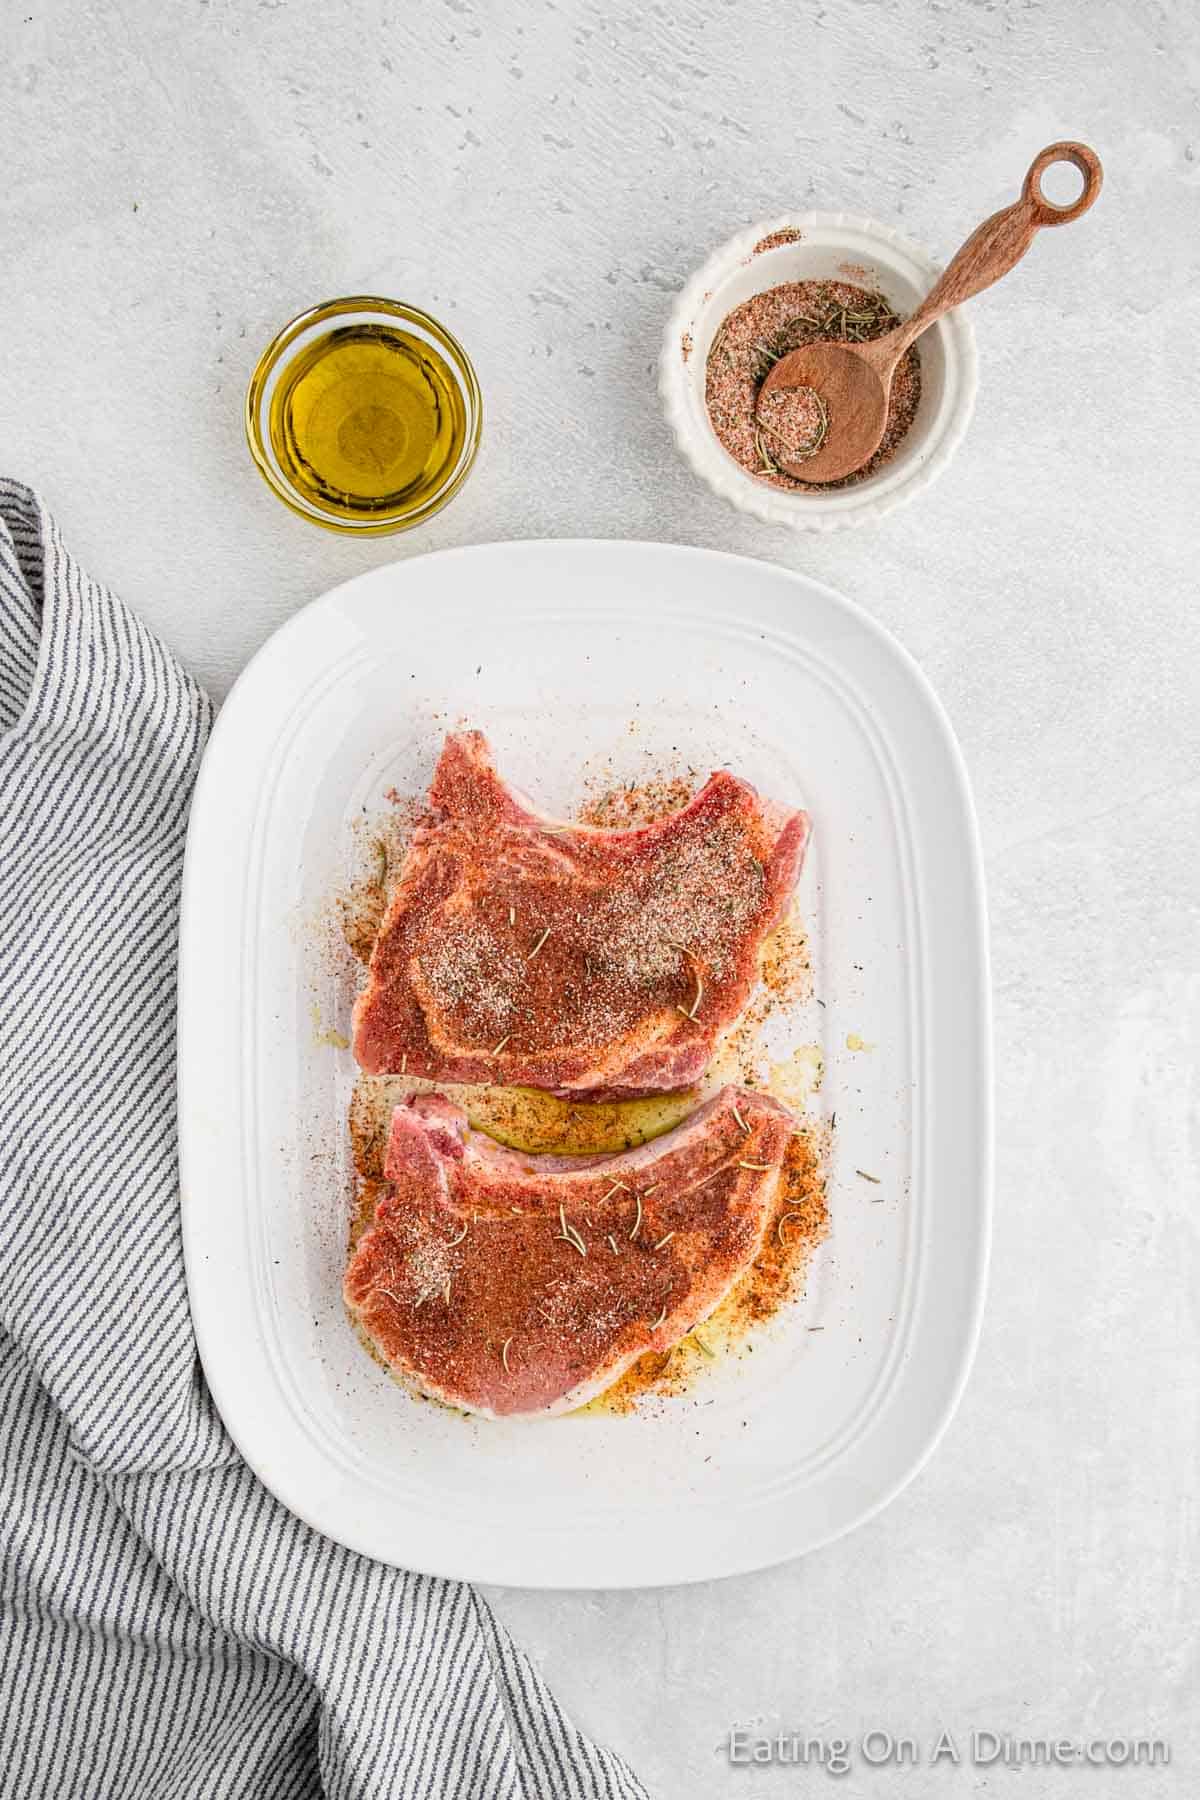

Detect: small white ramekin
660,213,978,532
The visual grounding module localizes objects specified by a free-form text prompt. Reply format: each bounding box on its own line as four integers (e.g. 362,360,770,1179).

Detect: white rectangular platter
179,540,991,1588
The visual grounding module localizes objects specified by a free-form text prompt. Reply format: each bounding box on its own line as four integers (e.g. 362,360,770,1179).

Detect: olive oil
268,323,468,522
461,1085,697,1156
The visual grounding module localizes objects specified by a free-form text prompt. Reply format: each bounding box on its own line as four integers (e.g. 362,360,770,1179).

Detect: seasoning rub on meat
344,1086,795,1418
352,730,809,1098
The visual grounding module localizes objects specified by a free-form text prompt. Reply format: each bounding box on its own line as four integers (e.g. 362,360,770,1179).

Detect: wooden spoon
755,141,1103,483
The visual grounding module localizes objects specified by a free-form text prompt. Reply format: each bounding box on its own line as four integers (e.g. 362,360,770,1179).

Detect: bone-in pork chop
344,1085,793,1417
353,731,809,1096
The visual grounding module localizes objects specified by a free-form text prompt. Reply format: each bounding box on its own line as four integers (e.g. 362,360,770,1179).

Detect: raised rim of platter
179,539,992,1588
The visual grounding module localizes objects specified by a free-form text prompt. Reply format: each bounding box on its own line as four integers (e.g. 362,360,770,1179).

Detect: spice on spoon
704,279,921,490
756,382,829,464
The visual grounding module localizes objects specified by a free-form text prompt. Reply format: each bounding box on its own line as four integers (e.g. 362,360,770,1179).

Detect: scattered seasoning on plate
704,279,921,491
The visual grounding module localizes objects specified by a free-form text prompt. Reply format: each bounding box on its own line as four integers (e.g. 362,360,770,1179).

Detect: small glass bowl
245,297,483,535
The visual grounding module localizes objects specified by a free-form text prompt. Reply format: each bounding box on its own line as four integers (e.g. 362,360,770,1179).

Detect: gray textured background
3,2,1197,1795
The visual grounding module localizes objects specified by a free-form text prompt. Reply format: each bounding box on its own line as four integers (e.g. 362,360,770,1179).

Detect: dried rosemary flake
738,1160,774,1171
446,1222,469,1247
649,1306,668,1331
442,1281,452,1306
501,1336,513,1373
652,1231,676,1251
556,1204,587,1256
665,942,704,1019
607,1233,620,1254
491,1033,512,1056
776,1210,805,1248
731,1102,751,1135
691,1330,716,1359
373,840,389,887
628,1193,643,1241
508,904,516,926
759,387,829,463
400,1052,407,1075
755,428,779,474
641,1183,660,1195
599,1180,630,1202
527,926,551,961
855,1169,881,1184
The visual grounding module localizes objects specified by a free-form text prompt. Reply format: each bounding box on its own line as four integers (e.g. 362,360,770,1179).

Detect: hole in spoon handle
1022,141,1103,227
887,139,1104,357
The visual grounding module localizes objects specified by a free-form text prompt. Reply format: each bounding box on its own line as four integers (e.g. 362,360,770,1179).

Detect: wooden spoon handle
877,142,1103,364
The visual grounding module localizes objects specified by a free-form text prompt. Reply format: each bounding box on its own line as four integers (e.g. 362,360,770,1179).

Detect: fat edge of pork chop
344,1084,793,1418
352,730,810,1098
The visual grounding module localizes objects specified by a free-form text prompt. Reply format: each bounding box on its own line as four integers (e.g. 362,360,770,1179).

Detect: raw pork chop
353,731,809,1096
344,1085,793,1417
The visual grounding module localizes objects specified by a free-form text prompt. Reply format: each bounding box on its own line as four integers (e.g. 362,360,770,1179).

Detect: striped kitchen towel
0,480,647,1800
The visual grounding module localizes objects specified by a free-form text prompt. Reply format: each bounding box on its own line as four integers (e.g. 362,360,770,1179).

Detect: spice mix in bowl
661,213,978,531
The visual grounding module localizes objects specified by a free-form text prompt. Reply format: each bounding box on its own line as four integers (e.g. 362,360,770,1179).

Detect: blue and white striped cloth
0,481,647,1800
